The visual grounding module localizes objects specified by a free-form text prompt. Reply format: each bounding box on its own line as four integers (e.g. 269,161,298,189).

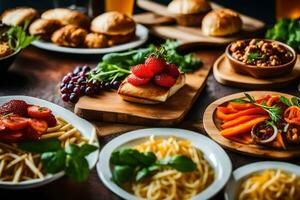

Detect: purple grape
80,85,86,93
60,82,65,89
73,66,82,75
73,86,81,95
67,83,75,90
61,86,69,94
69,93,79,103
62,76,71,84
85,87,94,96
77,77,86,85
72,76,79,82
82,65,91,72
62,94,69,102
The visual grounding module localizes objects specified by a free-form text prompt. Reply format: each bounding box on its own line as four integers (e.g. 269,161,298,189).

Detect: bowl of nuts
225,39,297,78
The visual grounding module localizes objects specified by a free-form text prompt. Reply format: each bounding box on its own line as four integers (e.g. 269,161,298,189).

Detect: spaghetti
238,169,300,200
131,136,214,200
0,116,92,183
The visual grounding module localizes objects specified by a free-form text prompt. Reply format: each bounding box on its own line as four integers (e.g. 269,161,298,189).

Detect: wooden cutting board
203,91,300,159
213,54,300,89
134,0,266,46
74,52,219,126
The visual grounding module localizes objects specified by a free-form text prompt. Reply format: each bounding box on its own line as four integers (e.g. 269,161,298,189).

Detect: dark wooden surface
0,42,300,200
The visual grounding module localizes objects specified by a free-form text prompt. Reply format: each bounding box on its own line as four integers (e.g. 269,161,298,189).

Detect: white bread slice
117,74,186,104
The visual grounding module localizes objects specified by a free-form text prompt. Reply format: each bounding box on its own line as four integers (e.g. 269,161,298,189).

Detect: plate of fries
0,96,99,189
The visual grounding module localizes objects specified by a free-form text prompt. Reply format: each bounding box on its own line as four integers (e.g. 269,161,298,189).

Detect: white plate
97,128,232,200
224,161,300,200
31,24,149,54
0,96,99,189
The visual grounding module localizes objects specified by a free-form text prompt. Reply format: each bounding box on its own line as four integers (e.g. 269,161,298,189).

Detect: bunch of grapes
60,65,121,103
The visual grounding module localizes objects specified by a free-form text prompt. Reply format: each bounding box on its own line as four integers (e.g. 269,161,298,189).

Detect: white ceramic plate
225,161,300,200
0,96,99,189
97,128,232,200
31,24,149,54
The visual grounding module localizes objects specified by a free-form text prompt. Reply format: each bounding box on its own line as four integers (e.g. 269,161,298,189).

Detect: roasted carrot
217,107,266,121
227,102,255,110
217,106,238,114
276,132,286,149
284,106,300,125
220,116,268,137
266,96,279,106
221,115,267,129
256,95,271,104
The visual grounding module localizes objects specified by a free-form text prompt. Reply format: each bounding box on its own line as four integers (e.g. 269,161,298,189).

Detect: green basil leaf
230,99,247,103
19,138,61,153
65,155,89,182
78,144,98,157
279,96,292,106
65,144,80,155
119,149,141,166
41,150,66,174
112,165,134,185
168,155,197,172
138,152,157,166
110,151,122,165
135,167,150,182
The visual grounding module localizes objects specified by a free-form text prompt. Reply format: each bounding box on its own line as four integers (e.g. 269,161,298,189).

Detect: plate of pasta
97,128,232,200
225,161,300,200
0,96,99,189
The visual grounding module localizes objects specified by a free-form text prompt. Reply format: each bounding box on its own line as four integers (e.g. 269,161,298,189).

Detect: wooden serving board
74,53,215,126
203,91,300,159
213,54,300,89
134,0,266,46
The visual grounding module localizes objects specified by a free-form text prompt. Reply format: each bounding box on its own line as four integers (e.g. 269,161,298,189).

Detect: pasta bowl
97,128,232,200
224,161,300,200
0,96,99,189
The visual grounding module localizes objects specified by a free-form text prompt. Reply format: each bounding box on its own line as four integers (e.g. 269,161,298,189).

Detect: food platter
97,128,232,200
213,54,300,89
31,24,149,54
203,91,300,159
135,0,266,46
224,161,300,200
0,96,99,189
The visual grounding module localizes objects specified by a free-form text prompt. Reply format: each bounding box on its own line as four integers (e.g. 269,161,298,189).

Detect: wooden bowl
225,39,297,78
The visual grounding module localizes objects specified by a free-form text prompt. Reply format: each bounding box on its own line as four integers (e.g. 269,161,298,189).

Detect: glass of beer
105,0,135,16
276,0,300,19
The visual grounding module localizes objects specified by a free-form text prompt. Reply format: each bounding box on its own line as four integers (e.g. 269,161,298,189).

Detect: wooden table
0,41,299,200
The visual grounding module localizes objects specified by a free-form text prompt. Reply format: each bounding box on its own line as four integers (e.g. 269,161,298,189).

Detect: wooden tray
74,54,213,126
203,91,300,159
213,54,300,89
135,0,266,46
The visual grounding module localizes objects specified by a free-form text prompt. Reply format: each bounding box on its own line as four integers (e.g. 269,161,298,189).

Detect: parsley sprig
232,93,282,123
246,52,266,64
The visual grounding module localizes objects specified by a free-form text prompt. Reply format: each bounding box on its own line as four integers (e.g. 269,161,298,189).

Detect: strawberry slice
154,73,176,88
131,64,154,79
145,56,166,75
166,63,180,78
127,74,150,86
45,114,57,127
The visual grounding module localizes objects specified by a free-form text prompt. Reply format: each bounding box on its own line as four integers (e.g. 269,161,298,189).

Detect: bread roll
202,9,242,36
41,8,89,28
51,25,88,47
1,7,38,26
91,11,136,45
167,0,211,26
84,33,109,48
118,74,185,104
29,19,62,40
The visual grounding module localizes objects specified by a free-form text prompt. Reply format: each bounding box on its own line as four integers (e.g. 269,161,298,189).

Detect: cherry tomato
25,126,41,140
28,119,48,134
27,106,51,119
0,132,23,142
2,116,28,131
45,114,57,127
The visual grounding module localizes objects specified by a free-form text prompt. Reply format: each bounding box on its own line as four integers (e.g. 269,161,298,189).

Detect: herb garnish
6,21,38,51
279,96,300,107
110,148,196,185
246,52,265,64
19,138,98,182
232,93,282,123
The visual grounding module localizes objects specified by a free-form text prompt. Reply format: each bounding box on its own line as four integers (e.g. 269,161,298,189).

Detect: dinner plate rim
0,95,99,189
224,161,300,200
31,24,149,54
97,128,232,200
